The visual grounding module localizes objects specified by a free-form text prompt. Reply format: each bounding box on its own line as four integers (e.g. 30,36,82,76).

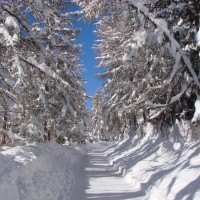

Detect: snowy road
85,150,142,200
0,142,141,200
72,144,142,200
2,139,200,200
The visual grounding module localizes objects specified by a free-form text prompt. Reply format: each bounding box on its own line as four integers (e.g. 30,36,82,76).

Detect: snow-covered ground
0,142,86,200
102,137,200,199
0,132,200,200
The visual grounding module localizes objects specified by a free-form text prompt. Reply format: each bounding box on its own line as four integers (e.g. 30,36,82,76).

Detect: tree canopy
0,0,87,145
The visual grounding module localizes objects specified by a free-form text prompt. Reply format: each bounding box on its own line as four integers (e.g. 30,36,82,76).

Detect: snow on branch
0,87,23,109
191,94,200,123
197,29,200,47
164,53,181,85
169,82,188,104
128,0,200,88
21,57,73,89
0,15,20,46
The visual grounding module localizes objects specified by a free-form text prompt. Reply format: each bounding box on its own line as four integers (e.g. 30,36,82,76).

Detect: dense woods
0,0,87,145
0,0,200,145
0,2,200,200
79,0,200,141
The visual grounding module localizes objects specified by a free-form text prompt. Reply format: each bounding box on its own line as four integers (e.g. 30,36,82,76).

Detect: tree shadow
84,139,200,200
71,154,89,200
86,191,145,200
174,175,200,200
85,149,145,200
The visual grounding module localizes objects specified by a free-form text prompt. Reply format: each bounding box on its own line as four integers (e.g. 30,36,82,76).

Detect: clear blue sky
72,7,103,109
76,22,103,109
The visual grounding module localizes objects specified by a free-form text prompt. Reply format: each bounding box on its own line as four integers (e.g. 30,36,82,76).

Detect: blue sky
71,7,104,109
75,21,103,109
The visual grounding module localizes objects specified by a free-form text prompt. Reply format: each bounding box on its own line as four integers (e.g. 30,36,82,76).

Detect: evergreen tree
0,0,87,145
80,0,200,140
91,90,107,140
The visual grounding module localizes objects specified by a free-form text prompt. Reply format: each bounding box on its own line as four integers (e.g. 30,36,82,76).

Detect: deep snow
102,137,200,200
0,143,86,200
0,134,200,200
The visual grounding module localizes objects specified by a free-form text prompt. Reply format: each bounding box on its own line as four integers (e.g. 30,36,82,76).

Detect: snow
0,16,20,46
13,54,24,90
1,133,200,200
0,143,85,200
197,28,200,42
133,28,148,47
4,16,20,34
37,77,49,111
100,135,200,200
197,28,200,56
128,0,200,88
122,43,138,61
191,94,200,123
0,24,10,44
26,58,72,89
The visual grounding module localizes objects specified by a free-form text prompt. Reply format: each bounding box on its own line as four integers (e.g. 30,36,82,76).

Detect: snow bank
1,133,200,200
102,130,200,199
0,142,86,200
192,94,200,123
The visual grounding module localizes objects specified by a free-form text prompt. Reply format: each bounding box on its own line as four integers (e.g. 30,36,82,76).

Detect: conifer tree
0,0,87,144
80,0,200,139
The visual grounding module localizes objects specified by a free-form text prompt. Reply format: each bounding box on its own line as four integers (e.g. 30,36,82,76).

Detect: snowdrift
0,128,200,200
0,143,86,200
101,125,200,200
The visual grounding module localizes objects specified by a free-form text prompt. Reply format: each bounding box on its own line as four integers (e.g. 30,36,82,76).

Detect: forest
0,0,199,145
0,1,200,200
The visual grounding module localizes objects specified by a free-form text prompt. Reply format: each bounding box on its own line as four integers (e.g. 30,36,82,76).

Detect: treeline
0,0,87,146
0,0,199,146
79,0,200,141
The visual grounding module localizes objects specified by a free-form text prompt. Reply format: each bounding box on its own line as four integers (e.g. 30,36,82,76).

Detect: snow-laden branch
191,94,200,123
0,15,20,46
128,0,200,88
37,77,49,112
19,57,90,98
164,53,181,85
0,87,23,109
125,78,190,112
21,57,73,89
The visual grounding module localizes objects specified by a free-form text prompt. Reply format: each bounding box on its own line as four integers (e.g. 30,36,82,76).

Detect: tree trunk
44,119,49,141
143,107,149,123
47,130,51,141
1,112,8,146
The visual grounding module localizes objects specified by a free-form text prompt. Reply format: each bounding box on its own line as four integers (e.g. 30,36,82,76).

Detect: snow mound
102,135,200,200
0,143,85,200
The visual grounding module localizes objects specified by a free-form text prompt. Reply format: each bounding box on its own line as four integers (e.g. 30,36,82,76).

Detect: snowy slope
101,132,200,199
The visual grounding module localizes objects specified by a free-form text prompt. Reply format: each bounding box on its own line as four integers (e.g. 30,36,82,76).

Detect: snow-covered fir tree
0,0,87,145
80,0,200,140
90,90,108,141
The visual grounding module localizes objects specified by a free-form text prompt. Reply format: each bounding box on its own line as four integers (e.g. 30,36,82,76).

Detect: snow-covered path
71,143,142,200
85,149,141,200
0,142,140,200
1,139,200,200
